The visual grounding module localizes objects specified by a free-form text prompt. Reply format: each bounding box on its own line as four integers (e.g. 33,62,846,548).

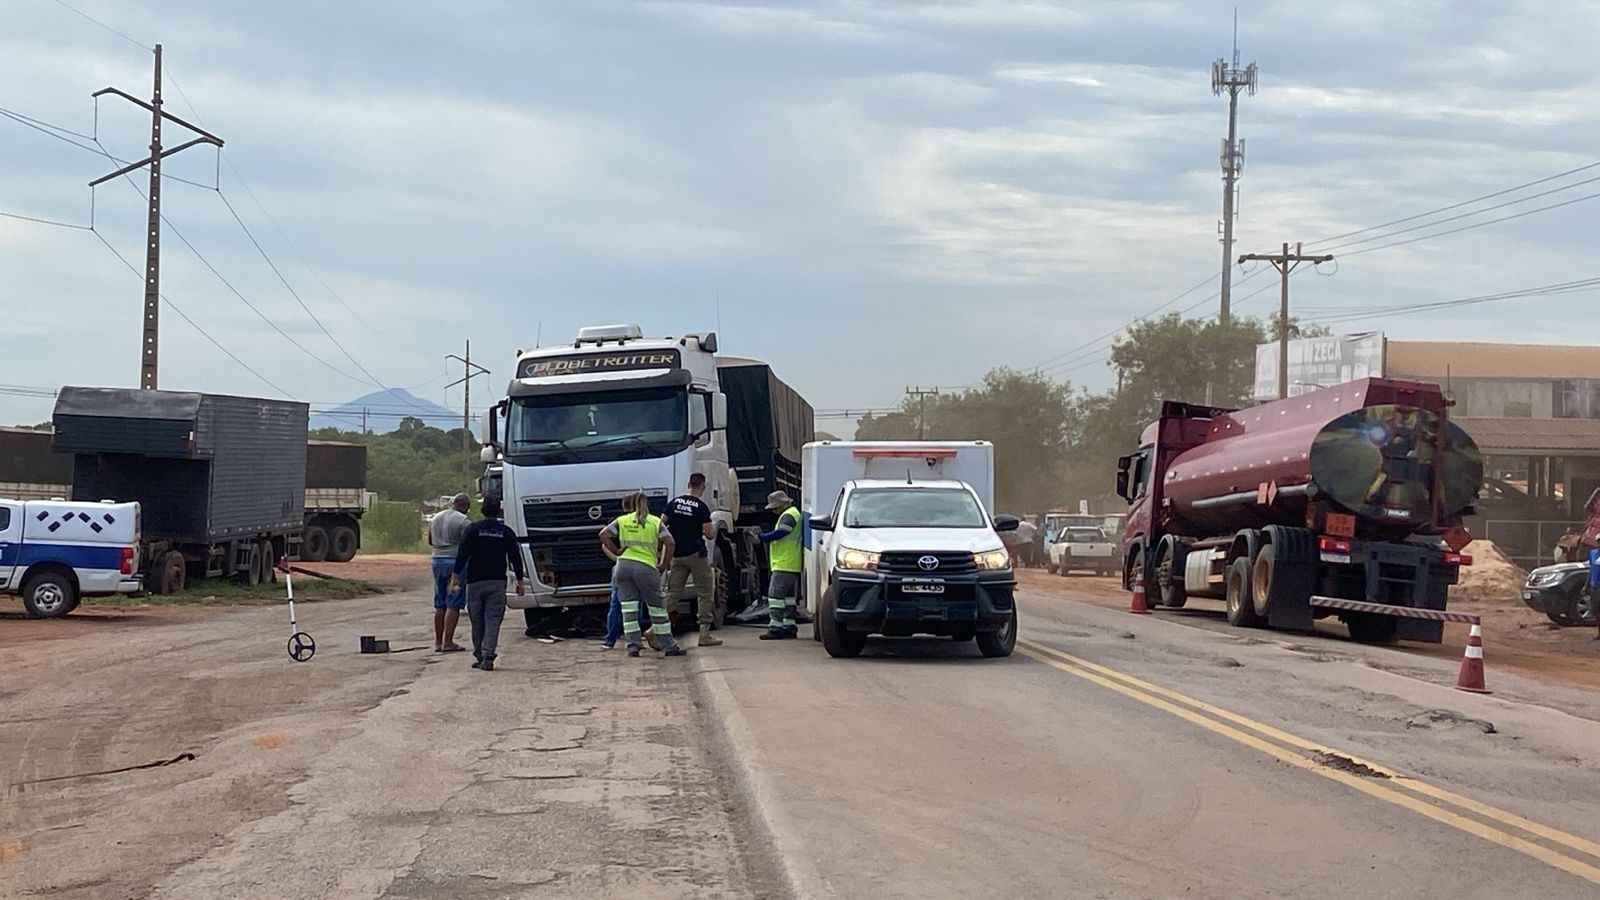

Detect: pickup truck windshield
506,387,688,464
1064,527,1105,543
843,488,987,529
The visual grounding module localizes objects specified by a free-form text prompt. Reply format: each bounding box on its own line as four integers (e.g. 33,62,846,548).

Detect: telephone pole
1211,13,1256,323
1237,243,1333,400
905,386,940,440
89,45,224,390
446,340,491,465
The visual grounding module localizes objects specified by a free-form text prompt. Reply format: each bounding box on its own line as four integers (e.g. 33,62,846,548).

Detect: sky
2,0,1597,430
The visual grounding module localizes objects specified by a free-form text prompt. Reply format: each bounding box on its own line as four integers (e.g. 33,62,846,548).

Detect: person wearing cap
427,492,471,653
757,490,803,640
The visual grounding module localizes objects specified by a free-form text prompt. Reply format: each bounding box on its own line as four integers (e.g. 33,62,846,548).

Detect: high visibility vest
615,514,663,566
770,506,802,573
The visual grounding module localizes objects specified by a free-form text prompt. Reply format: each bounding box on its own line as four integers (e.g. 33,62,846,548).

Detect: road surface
6,574,1600,898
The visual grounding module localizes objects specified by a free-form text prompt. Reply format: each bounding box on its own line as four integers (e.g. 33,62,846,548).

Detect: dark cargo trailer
0,427,72,498
52,386,309,594
716,358,815,526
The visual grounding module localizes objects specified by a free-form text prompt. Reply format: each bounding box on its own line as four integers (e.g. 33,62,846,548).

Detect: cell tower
1211,13,1257,323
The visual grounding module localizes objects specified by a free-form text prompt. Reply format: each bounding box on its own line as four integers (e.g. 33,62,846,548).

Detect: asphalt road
702,580,1600,899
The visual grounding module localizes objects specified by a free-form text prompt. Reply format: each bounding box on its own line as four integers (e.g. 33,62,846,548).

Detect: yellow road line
1015,643,1600,887
1017,637,1600,863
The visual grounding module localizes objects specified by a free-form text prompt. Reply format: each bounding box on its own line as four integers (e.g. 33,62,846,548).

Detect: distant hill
312,389,459,433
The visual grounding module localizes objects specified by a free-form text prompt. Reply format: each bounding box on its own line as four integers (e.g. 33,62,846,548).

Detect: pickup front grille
878,551,976,576
523,495,668,530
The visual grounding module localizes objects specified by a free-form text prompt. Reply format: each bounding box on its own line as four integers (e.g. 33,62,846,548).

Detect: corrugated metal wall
202,395,308,537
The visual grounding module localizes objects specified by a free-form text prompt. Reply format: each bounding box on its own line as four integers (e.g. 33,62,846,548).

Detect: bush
364,499,427,553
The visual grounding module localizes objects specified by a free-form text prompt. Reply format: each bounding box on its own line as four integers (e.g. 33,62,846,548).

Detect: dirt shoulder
0,588,770,898
1020,568,1600,692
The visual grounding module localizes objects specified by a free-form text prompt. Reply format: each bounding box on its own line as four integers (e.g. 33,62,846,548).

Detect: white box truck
801,441,1019,658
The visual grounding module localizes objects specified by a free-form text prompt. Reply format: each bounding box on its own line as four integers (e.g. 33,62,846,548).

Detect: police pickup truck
0,499,143,617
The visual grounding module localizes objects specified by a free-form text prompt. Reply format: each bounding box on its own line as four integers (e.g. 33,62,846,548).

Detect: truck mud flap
1264,527,1316,632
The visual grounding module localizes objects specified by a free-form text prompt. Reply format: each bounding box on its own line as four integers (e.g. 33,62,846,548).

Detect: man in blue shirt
449,497,527,671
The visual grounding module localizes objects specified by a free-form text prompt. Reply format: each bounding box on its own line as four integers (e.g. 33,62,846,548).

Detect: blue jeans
604,584,648,646
432,557,464,610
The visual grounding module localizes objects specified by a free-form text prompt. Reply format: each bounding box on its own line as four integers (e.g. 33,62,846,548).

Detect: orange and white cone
1455,621,1490,694
1129,566,1151,615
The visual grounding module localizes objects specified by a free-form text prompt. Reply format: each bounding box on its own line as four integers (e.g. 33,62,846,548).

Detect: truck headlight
837,547,880,571
974,548,1010,571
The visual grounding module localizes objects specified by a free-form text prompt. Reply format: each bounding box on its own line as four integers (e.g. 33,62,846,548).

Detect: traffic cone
1129,566,1152,615
1455,621,1490,694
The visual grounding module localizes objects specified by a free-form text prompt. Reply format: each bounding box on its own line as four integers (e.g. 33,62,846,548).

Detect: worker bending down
599,491,684,658
759,490,803,640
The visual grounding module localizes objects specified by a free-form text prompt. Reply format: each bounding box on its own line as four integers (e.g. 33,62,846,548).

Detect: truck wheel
1346,613,1399,644
258,540,278,584
302,526,329,563
976,605,1018,658
22,570,77,618
328,526,358,563
1154,542,1187,609
239,543,263,586
818,587,866,658
1225,557,1260,628
153,551,187,595
1570,589,1597,627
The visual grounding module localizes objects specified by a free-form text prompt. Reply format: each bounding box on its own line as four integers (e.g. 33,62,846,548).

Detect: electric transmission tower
1211,14,1257,324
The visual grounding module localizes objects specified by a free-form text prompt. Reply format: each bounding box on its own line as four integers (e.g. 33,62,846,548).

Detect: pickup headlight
974,547,1010,571
1527,570,1568,588
837,547,880,571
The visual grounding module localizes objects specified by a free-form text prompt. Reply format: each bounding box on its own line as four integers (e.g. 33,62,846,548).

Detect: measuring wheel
288,631,316,662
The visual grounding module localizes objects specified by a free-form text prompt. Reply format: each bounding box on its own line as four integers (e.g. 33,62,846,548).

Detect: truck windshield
506,387,688,463
843,488,987,529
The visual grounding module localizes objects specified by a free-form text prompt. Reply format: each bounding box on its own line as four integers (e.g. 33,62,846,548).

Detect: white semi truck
479,324,813,631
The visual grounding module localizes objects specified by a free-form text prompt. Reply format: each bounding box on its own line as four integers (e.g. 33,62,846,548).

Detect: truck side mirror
711,393,728,431
809,515,835,532
993,514,1021,532
479,445,498,464
1114,455,1132,501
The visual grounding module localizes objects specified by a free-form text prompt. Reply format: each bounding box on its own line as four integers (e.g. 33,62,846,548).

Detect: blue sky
2,0,1596,428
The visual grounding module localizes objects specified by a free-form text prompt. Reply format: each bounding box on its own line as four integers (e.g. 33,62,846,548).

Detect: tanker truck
1117,378,1483,644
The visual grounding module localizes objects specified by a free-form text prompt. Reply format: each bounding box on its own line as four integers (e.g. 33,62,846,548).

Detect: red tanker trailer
1116,378,1483,643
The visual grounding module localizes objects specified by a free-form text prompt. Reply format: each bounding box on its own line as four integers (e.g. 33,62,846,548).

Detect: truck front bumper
506,579,609,610
831,569,1016,636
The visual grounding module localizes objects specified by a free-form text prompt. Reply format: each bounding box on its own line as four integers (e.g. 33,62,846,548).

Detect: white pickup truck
801,441,1019,659
0,498,143,617
1048,526,1117,576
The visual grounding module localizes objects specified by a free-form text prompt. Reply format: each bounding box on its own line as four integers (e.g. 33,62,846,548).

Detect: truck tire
257,540,278,584
152,551,187,595
976,605,1018,658
1225,557,1261,628
22,569,77,618
1251,543,1301,618
328,526,358,563
1154,540,1187,609
818,587,866,658
1346,613,1399,644
302,525,330,563
710,546,728,629
240,543,263,586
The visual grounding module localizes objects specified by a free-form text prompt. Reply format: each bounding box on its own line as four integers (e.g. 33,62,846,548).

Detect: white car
807,478,1019,658
1048,526,1117,576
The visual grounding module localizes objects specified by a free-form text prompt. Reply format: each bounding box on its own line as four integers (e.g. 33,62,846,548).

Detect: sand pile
1450,540,1528,603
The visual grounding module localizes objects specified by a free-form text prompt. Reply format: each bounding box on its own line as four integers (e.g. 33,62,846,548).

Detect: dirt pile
1450,540,1527,603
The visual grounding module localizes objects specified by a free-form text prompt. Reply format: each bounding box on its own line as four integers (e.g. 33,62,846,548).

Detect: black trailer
303,440,369,562
0,427,72,499
716,359,814,526
53,387,309,593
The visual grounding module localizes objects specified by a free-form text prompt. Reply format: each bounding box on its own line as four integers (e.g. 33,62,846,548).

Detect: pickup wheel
1570,589,1597,627
818,587,866,658
1225,557,1260,628
301,525,330,563
328,526,358,563
22,570,77,618
152,551,187,595
976,605,1018,658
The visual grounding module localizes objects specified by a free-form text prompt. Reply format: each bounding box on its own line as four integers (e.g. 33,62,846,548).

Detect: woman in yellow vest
599,491,684,657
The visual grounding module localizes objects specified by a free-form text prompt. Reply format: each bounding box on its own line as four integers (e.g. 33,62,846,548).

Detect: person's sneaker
698,630,723,647
664,647,686,657
480,659,495,672
759,630,784,641
627,647,641,658
471,660,482,669
600,642,615,651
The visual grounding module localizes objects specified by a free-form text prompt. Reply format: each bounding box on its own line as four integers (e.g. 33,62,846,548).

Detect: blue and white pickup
0,499,143,617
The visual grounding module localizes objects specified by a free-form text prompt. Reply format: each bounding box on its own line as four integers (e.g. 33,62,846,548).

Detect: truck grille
878,551,977,576
523,495,668,530
528,532,614,588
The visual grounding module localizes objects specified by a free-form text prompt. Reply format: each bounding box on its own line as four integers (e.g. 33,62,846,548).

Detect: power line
52,0,150,50
1316,174,1600,254
1341,190,1600,258
1307,276,1600,326
0,209,90,229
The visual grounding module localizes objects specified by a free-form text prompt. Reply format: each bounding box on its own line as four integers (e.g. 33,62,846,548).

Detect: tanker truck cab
802,442,1019,659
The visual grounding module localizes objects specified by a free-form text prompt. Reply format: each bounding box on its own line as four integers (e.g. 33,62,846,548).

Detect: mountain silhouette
312,388,459,433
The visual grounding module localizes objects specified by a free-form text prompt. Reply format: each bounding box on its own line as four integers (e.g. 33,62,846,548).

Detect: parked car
1521,562,1596,626
1048,526,1117,576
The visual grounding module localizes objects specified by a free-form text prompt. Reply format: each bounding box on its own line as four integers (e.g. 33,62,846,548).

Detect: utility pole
361,407,369,435
1237,242,1334,399
905,386,940,440
90,45,224,390
446,341,491,469
1211,13,1257,324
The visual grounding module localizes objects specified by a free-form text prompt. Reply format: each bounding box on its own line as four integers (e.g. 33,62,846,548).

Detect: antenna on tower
1211,10,1257,324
